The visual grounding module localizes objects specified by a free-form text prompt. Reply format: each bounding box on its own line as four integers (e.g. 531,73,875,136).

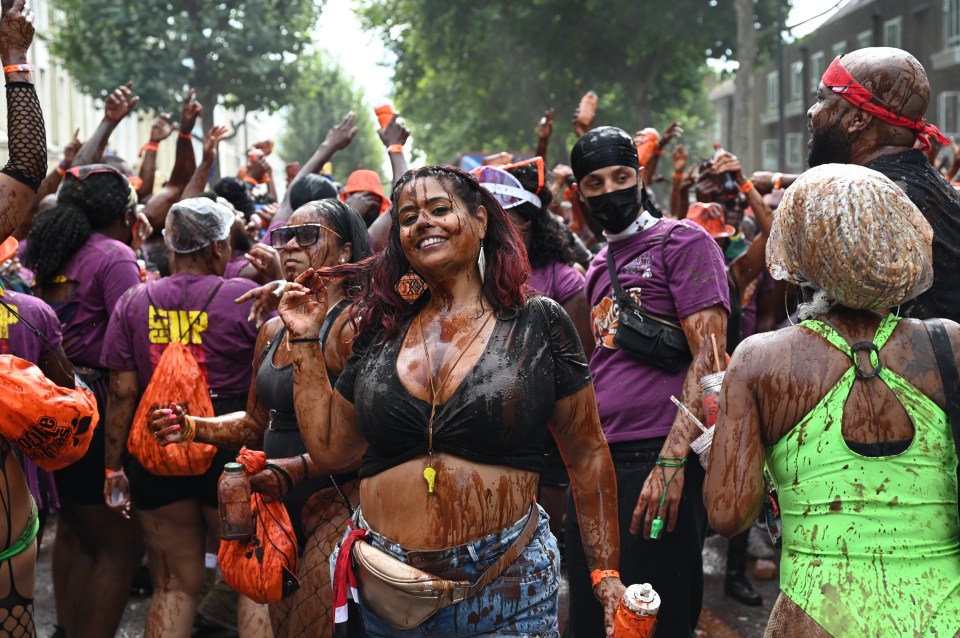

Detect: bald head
839,47,930,122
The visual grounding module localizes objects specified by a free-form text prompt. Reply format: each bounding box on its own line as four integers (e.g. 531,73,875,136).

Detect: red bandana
821,55,949,151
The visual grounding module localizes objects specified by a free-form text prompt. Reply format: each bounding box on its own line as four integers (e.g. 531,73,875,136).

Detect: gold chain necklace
417,308,495,494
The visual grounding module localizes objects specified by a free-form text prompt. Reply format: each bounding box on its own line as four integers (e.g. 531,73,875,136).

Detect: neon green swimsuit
768,314,960,637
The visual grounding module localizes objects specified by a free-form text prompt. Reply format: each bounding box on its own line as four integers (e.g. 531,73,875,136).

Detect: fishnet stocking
270,483,357,638
0,602,34,637
2,84,45,191
763,593,829,638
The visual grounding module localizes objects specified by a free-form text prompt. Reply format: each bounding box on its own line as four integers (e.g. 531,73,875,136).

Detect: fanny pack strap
458,504,539,601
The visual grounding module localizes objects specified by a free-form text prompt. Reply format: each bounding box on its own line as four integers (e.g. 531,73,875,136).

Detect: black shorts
129,446,237,511
55,373,109,506
128,395,245,511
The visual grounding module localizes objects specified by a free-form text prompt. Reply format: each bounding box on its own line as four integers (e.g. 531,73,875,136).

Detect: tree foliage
50,0,322,121
358,0,786,165
278,52,385,184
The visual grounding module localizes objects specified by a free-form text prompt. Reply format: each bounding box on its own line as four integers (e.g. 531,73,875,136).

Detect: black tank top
256,299,349,414
336,297,592,478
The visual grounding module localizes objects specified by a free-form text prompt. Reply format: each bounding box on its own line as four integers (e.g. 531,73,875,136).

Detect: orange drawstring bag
127,341,217,476
0,355,99,471
219,447,300,604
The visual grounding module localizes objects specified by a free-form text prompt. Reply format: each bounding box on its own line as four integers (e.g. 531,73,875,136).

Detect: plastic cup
699,371,725,428
374,103,395,129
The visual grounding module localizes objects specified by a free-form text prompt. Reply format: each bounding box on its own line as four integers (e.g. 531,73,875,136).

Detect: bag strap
0,290,79,381
459,504,539,601
923,319,960,490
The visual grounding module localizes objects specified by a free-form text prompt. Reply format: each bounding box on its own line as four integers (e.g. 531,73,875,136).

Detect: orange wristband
738,179,754,194
105,468,124,479
590,569,620,588
139,141,159,157
178,131,193,140
772,172,783,190
3,64,34,75
387,144,404,155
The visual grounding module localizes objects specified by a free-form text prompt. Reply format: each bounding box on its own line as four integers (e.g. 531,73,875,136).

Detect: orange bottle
614,583,660,638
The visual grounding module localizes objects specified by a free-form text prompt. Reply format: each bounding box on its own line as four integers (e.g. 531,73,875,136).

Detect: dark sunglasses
269,223,342,249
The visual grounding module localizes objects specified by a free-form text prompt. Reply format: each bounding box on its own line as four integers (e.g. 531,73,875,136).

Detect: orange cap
339,169,390,214
686,202,735,239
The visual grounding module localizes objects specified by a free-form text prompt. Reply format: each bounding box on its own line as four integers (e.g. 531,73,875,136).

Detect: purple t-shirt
0,290,62,363
55,233,140,369
585,219,729,443
224,257,247,280
101,273,260,397
529,260,585,306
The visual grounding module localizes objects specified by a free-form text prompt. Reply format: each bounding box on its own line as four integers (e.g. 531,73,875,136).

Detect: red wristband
590,569,620,588
178,131,193,140
738,179,754,194
105,468,124,478
3,64,34,75
387,144,404,155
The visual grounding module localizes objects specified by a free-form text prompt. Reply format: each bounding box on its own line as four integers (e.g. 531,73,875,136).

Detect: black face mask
586,186,641,234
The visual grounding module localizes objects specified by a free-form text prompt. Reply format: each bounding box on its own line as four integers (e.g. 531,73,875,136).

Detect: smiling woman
276,165,626,636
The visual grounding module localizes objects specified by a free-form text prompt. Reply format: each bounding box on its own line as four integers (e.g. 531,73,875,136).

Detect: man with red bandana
807,47,960,321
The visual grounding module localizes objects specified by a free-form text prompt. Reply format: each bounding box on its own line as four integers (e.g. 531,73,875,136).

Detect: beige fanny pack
352,504,539,630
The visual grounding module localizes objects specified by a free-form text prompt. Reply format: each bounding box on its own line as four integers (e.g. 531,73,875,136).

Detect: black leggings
565,438,707,638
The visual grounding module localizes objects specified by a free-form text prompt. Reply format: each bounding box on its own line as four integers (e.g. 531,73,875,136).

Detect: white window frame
767,71,779,112
762,139,779,171
856,29,873,49
789,61,803,103
947,0,960,48
940,91,960,137
883,17,902,48
832,41,847,59
786,133,804,170
809,51,825,92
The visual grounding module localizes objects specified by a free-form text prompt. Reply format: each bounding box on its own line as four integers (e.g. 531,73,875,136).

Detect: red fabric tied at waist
333,521,368,624
821,55,949,151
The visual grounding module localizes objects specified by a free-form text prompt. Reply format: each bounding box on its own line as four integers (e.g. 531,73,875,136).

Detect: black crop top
336,297,592,478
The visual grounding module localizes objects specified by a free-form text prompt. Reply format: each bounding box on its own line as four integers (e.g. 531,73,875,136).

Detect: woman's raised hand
0,0,34,66
278,268,327,339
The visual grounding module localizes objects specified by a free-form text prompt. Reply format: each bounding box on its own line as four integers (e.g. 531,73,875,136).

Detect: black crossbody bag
923,319,960,523
605,226,691,372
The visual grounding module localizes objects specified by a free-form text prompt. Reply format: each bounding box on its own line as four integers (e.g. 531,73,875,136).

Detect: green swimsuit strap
0,497,39,563
799,314,901,371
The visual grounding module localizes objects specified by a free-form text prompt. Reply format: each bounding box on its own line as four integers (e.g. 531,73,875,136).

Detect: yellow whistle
423,466,436,494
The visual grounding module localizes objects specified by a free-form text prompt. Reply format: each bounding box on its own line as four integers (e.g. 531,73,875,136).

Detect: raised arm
137,112,176,198
379,113,410,188
72,82,139,168
273,112,358,224
279,269,366,471
715,151,774,291
13,130,80,239
142,89,202,229
0,0,47,241
182,124,229,200
534,108,554,162
669,144,694,219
